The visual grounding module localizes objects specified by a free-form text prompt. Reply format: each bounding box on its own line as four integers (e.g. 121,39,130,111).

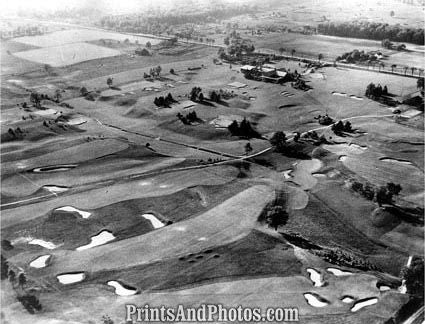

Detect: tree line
317,21,424,45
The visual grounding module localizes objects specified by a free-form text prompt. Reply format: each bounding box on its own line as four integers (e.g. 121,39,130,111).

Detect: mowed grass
65,230,302,291
3,181,248,253
8,185,275,275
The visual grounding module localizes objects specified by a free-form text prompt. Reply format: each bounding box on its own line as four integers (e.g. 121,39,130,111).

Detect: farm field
1,4,424,324
13,43,122,67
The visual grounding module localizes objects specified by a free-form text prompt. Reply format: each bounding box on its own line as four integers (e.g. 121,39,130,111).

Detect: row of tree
365,83,389,98
154,93,176,108
317,21,424,45
1,255,42,314
331,120,353,135
351,181,402,206
228,118,260,138
176,111,200,125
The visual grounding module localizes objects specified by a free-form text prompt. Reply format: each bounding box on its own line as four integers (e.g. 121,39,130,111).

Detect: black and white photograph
0,0,424,323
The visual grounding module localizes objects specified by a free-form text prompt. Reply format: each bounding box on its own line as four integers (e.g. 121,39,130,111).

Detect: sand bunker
32,164,78,173
76,231,115,251
342,296,355,303
350,298,378,312
43,185,70,193
142,214,165,229
107,281,137,296
282,170,293,179
28,239,57,250
304,293,329,307
291,159,322,190
349,95,363,101
34,108,57,116
379,286,391,292
57,273,85,285
332,92,347,97
306,268,325,287
30,255,51,268
379,158,413,165
327,268,353,276
55,206,91,219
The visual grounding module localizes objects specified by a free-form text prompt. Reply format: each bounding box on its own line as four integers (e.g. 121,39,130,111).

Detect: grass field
1,10,423,324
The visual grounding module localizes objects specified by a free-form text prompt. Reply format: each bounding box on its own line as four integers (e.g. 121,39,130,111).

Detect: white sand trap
66,116,87,125
332,92,347,97
43,185,69,193
306,268,325,287
342,296,355,303
228,82,247,89
34,108,57,116
142,214,165,229
29,239,57,250
327,268,353,276
380,158,413,165
76,231,115,251
210,115,244,128
349,143,367,150
349,95,363,101
400,110,422,119
30,255,51,268
351,298,378,312
282,170,292,179
107,281,137,296
399,279,408,294
139,181,152,186
55,206,91,219
33,164,78,173
339,155,348,162
57,273,85,285
379,286,391,291
304,293,329,307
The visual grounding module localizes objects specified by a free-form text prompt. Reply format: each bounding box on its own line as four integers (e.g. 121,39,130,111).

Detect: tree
80,87,88,96
17,294,42,314
386,183,402,196
101,315,115,324
44,64,52,75
106,77,113,87
146,41,151,48
391,64,397,73
266,206,289,230
411,67,416,76
29,92,41,108
1,255,8,280
8,269,16,285
318,53,323,62
270,131,287,152
375,186,393,206
18,272,26,289
403,66,408,75
170,68,175,75
54,89,62,102
228,120,239,136
244,142,253,155
417,77,424,91
400,258,424,298
291,49,296,57
278,47,285,55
